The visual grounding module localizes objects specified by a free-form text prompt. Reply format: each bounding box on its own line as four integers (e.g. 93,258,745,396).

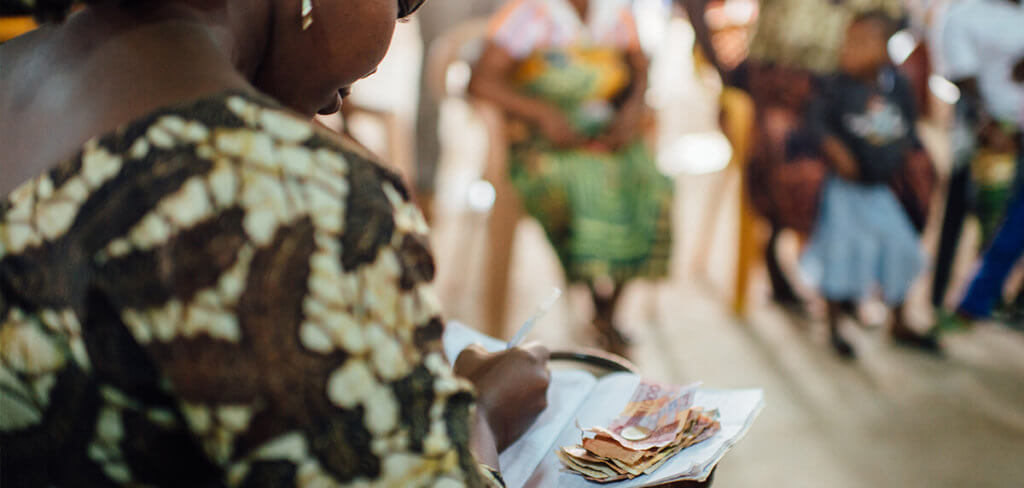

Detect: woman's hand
454,343,551,452
821,135,860,181
598,102,644,151
534,106,582,148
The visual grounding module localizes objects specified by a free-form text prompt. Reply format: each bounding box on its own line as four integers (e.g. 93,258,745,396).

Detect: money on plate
558,381,721,483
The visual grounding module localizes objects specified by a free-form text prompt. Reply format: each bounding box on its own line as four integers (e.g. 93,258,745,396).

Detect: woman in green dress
469,0,674,355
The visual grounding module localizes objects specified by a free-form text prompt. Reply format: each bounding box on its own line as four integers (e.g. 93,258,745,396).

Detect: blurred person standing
414,0,505,215
941,0,1024,133
957,172,1024,325
937,0,1024,325
800,12,940,358
957,170,1024,325
741,0,905,310
468,0,674,356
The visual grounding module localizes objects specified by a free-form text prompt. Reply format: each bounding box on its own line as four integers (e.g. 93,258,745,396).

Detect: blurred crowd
403,0,1024,359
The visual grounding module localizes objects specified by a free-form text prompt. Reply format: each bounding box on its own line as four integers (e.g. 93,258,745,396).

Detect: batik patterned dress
486,0,674,285
0,91,502,487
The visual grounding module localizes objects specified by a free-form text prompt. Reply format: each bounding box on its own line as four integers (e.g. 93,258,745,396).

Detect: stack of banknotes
557,382,721,483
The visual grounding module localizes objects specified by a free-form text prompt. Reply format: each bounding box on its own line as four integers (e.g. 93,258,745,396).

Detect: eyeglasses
398,0,427,20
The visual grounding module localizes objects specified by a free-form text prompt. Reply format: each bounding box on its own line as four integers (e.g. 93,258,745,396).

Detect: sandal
830,333,856,360
593,318,633,358
891,328,943,355
935,309,975,333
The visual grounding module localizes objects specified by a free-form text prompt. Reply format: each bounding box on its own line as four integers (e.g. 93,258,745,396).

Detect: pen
507,287,562,349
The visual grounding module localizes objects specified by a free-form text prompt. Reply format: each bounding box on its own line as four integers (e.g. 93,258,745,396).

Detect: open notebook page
442,321,508,362
500,369,600,488
638,389,765,486
522,372,642,487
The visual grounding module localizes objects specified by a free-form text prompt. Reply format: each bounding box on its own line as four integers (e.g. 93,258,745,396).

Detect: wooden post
719,88,757,317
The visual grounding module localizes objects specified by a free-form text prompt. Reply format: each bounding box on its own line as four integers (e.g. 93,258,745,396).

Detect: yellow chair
687,86,757,317
1,16,36,43
719,87,757,316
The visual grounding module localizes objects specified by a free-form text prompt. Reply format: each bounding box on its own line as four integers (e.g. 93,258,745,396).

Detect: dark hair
0,0,105,23
5,0,427,24
851,9,899,40
1,0,68,22
397,0,426,19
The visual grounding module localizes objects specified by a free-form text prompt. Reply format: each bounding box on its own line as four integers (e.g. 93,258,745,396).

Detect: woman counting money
0,0,552,486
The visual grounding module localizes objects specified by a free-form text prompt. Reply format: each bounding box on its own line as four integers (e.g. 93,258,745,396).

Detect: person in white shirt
935,0,1024,324
941,0,1024,126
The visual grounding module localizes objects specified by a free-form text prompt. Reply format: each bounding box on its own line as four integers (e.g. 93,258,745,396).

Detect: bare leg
591,283,630,357
766,225,803,306
827,301,855,359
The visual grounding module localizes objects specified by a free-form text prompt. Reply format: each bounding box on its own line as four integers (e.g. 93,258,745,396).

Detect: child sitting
801,11,939,358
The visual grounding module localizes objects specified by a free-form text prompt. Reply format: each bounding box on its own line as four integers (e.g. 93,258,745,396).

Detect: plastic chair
686,86,758,317
424,19,523,338
0,16,36,42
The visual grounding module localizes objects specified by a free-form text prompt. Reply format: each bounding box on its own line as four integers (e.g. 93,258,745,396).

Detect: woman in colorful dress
468,0,674,355
0,0,552,486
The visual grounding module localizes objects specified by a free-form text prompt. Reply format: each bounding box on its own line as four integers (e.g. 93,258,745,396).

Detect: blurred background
5,0,1022,485
327,1,1024,485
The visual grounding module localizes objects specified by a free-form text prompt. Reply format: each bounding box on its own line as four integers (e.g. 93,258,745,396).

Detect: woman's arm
621,47,650,110
470,408,502,470
821,135,860,180
678,0,726,79
468,42,582,147
599,46,650,149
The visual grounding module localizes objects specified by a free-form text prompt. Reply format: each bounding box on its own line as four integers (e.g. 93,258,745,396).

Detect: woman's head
254,0,423,115
6,0,426,115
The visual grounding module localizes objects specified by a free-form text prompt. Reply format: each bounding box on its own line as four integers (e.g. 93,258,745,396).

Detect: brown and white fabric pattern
0,91,500,487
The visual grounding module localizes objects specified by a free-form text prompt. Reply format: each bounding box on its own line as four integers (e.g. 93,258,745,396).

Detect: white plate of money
558,381,722,484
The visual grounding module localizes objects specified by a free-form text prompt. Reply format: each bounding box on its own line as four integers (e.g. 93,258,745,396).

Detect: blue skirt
800,177,924,305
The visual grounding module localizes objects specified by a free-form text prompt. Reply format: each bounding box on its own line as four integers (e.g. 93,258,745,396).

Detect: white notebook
443,322,764,488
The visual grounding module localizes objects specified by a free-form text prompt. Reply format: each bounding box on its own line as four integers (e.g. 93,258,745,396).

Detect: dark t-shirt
812,68,919,183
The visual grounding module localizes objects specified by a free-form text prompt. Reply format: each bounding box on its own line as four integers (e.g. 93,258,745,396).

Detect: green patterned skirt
510,141,674,284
